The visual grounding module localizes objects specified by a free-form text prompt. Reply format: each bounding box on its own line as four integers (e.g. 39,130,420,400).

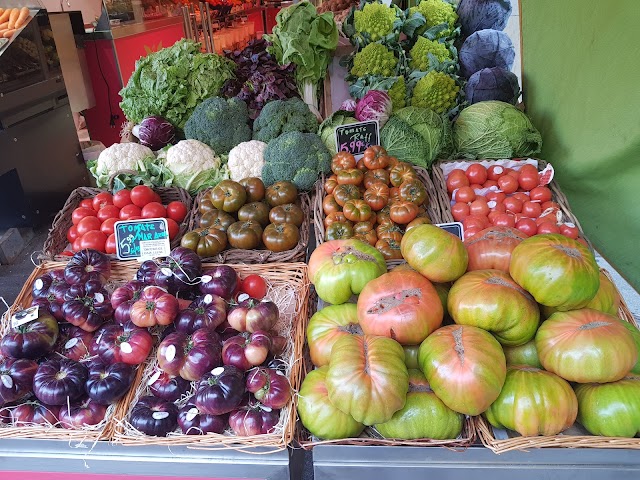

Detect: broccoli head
184,97,252,154
252,98,319,144
262,131,331,190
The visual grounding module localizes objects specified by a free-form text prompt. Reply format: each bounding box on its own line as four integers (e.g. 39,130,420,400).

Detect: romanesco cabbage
409,37,452,71
411,71,459,114
351,43,398,78
388,76,407,111
354,2,397,41
410,0,458,38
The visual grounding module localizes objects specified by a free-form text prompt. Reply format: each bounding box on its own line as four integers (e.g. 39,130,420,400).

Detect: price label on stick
114,218,171,261
335,120,380,158
436,222,464,240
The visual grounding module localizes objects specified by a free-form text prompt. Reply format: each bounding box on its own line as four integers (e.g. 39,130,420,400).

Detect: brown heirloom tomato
199,209,235,231
363,169,390,189
389,163,418,187
386,156,400,169
265,181,298,207
343,200,373,223
376,222,403,241
227,221,263,249
377,206,392,224
325,212,351,229
364,183,390,211
181,228,227,257
262,223,300,252
390,201,419,224
356,158,367,172
325,222,354,241
333,184,361,207
362,146,388,170
354,222,377,246
337,169,364,186
210,180,247,213
239,177,266,203
389,187,401,203
269,203,304,227
199,198,216,215
322,195,341,216
331,152,356,173
324,175,339,194
237,202,271,227
375,238,403,261
399,179,428,205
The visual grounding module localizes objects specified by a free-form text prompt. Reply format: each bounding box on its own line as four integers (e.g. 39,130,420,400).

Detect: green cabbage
453,101,543,159
318,110,358,155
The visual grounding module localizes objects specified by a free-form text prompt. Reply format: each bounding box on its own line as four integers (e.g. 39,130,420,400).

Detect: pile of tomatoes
322,146,432,261
446,163,581,241
66,186,189,254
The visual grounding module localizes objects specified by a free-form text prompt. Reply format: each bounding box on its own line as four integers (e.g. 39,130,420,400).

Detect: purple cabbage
458,0,512,38
355,90,392,128
222,39,299,120
459,29,515,79
340,99,357,112
465,67,520,105
134,116,176,151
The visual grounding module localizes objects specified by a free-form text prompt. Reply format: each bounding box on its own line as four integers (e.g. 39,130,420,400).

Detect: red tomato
541,201,561,211
166,201,188,223
72,207,98,225
120,204,142,220
101,217,118,236
72,237,82,252
79,230,107,252
506,169,520,179
67,225,79,243
512,192,530,203
130,185,156,208
503,197,523,214
464,227,482,241
519,164,539,176
463,215,488,232
241,275,267,299
560,223,580,239
486,191,506,203
522,201,542,218
105,234,117,254
92,192,113,211
113,189,133,208
446,169,470,193
483,180,499,189
97,205,121,222
469,184,484,191
451,202,470,221
151,192,162,204
127,216,143,220
487,200,506,213
576,237,589,248
530,186,552,203
166,218,179,240
466,164,488,185
141,202,167,219
79,199,95,210
498,175,518,194
487,165,506,181
518,170,539,191
537,222,561,234
492,213,516,228
515,218,538,237
454,186,476,203
77,216,102,237
469,197,490,216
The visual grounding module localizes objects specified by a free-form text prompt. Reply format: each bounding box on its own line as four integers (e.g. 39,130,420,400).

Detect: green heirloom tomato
297,366,365,440
503,340,542,368
306,304,361,367
180,227,227,257
403,345,420,369
325,222,354,241
485,366,578,437
509,234,599,311
620,320,640,374
308,239,386,305
419,325,506,416
575,376,640,437
326,335,408,426
262,223,300,252
401,224,468,283
269,203,304,227
375,370,463,440
210,180,247,213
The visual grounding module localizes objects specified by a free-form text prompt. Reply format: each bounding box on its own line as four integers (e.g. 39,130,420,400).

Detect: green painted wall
520,0,640,290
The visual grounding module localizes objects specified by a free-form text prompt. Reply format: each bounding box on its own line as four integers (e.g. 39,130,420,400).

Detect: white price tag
165,345,176,362
148,370,162,386
120,342,133,354
65,338,79,350
152,411,170,420
211,367,225,376
11,306,39,329
186,407,199,421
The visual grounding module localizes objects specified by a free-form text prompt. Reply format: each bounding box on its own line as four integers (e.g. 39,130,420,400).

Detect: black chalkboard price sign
436,222,464,240
114,218,171,260
335,120,380,157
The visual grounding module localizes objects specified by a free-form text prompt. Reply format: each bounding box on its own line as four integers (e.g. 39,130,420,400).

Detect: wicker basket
294,290,476,450
187,190,311,264
111,262,309,452
431,158,593,249
41,186,193,261
0,260,145,442
477,269,640,453
313,166,445,269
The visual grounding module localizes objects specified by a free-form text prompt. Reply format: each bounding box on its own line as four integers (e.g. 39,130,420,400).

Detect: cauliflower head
411,71,459,114
228,140,268,181
91,143,154,187
164,139,228,194
409,37,452,71
354,2,397,41
410,0,458,38
351,43,398,78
